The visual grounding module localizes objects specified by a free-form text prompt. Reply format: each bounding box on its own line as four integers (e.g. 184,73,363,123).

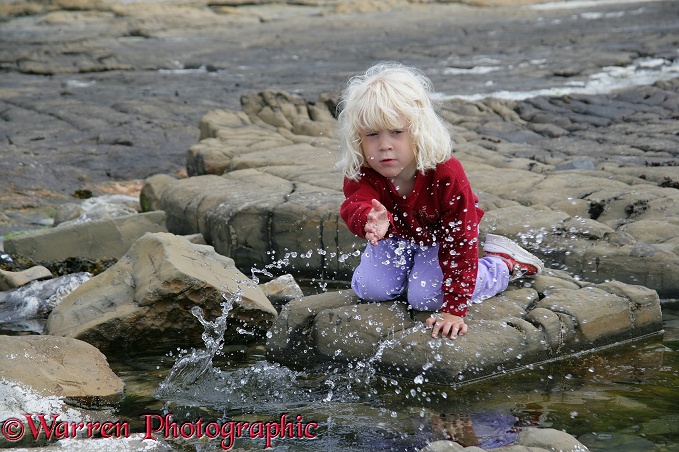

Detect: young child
337,62,544,340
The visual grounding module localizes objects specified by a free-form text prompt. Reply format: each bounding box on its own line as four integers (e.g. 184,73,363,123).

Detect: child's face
360,118,417,186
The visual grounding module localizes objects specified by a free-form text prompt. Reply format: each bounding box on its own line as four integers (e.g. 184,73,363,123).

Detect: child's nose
379,135,392,150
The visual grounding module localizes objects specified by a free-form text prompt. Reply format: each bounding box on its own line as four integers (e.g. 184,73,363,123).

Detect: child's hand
426,312,467,339
365,199,390,246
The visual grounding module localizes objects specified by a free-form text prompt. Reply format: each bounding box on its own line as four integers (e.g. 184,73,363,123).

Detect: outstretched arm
365,199,390,245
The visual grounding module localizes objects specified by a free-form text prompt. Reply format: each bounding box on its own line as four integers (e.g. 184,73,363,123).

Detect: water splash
156,291,237,394
154,282,329,410
252,248,359,293
321,322,433,405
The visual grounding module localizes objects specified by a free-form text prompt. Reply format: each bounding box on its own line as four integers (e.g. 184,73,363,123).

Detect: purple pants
351,237,509,311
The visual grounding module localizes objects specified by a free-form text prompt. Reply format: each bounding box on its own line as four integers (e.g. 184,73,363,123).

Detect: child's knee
351,259,409,300
407,282,443,311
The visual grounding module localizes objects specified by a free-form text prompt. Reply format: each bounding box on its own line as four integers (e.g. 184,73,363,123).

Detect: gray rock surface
1,0,677,236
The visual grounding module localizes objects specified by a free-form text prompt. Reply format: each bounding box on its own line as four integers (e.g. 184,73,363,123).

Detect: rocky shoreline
2,0,678,235
1,0,679,450
0,80,675,450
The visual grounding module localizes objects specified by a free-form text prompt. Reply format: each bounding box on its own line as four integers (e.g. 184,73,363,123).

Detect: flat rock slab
265,275,662,385
3,211,167,264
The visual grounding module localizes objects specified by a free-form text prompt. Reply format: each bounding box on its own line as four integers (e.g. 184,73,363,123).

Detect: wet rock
140,173,177,212
314,301,416,363
0,265,52,290
265,273,662,385
3,211,167,264
422,426,587,451
45,232,277,356
266,290,358,368
0,335,124,406
259,273,304,312
515,427,588,451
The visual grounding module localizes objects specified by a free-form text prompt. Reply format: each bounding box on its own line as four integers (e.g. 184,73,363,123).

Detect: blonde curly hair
336,62,453,181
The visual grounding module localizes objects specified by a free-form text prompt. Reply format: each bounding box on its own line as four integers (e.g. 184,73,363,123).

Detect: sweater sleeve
340,175,394,239
436,170,483,317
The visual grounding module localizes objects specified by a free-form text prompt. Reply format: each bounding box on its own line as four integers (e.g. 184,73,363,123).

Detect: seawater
108,293,679,451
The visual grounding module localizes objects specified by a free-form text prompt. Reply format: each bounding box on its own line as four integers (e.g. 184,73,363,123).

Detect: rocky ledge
6,80,676,377
1,80,677,451
148,83,679,377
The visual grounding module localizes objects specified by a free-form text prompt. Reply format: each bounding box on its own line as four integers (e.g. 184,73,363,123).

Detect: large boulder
45,232,277,356
265,272,662,385
0,335,124,405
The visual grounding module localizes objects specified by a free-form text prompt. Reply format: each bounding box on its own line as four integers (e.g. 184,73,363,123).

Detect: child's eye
365,132,378,137
392,130,403,135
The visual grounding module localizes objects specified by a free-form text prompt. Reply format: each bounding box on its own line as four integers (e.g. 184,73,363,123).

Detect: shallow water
107,301,679,451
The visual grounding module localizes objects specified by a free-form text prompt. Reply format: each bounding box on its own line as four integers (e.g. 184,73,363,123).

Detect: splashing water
251,248,360,293
134,241,679,451
154,271,429,414
156,291,237,394
153,277,361,409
